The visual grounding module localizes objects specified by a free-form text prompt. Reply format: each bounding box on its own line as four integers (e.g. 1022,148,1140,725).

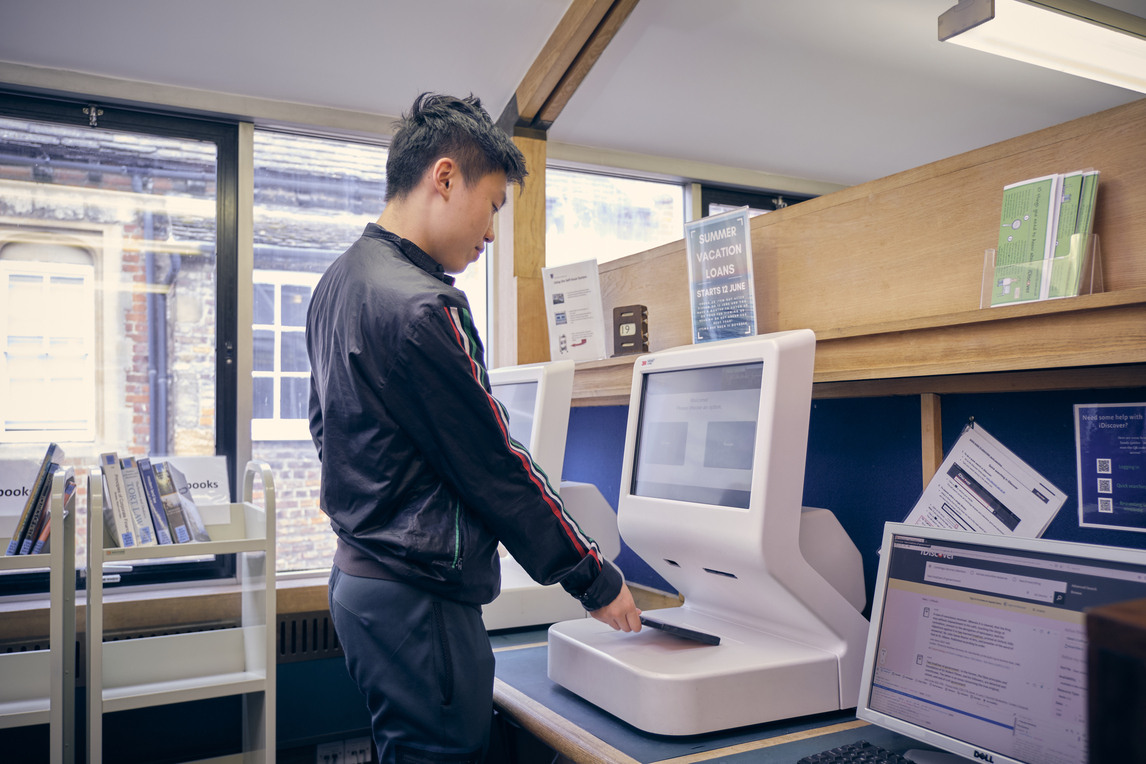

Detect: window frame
0,91,240,593
700,185,815,217
251,268,321,442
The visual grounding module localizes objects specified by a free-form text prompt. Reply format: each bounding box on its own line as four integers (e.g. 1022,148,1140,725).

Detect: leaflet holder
981,233,1102,309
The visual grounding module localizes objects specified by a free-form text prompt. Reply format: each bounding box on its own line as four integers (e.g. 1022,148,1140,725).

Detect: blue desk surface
491,632,935,764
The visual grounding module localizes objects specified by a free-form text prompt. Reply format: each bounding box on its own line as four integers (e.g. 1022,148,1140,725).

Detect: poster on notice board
685,207,756,343
1075,403,1146,532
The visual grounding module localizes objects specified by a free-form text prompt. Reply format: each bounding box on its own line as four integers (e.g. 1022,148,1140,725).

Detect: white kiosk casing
482,360,621,630
547,329,870,735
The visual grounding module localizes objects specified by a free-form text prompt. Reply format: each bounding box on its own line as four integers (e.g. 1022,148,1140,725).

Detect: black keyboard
797,739,913,764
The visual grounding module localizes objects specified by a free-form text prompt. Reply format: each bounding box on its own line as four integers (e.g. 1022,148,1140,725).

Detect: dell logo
973,751,994,762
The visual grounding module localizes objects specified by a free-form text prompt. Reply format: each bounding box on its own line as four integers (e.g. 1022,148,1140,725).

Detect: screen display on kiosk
630,361,763,509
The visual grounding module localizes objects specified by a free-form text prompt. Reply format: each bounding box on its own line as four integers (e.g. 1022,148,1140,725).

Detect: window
1,245,96,442
252,270,320,441
0,93,238,592
545,167,684,268
700,185,813,218
251,130,384,573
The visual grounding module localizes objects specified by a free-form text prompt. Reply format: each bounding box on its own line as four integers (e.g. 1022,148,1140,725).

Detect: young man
306,93,641,763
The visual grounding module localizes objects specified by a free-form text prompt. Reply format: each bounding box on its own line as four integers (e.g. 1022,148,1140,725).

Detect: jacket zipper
452,499,462,569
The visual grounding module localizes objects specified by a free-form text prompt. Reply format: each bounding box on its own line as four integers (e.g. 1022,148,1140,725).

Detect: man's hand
590,583,642,632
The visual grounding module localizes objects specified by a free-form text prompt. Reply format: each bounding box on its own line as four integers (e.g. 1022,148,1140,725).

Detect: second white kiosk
548,329,870,736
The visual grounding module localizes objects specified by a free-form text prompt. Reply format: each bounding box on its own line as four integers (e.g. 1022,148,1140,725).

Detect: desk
491,633,931,764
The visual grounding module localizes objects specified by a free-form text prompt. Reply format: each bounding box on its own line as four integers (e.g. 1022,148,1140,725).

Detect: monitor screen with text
860,526,1146,764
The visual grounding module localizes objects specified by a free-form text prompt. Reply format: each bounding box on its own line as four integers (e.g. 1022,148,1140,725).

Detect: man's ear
432,157,457,198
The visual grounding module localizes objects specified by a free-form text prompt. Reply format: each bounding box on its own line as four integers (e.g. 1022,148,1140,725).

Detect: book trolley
0,467,77,764
86,460,276,764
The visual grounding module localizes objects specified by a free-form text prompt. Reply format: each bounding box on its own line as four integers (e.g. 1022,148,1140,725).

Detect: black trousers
329,566,495,763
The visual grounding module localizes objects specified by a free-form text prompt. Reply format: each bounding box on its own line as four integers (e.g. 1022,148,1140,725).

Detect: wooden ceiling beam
500,0,639,133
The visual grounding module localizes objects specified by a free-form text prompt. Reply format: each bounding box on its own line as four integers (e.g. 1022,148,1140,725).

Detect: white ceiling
1,0,1143,189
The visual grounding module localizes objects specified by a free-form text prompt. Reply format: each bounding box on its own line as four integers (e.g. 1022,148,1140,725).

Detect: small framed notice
685,207,756,343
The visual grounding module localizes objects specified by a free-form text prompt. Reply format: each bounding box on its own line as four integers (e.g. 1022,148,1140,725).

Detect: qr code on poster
1098,478,1113,494
1096,458,1112,474
1098,497,1114,513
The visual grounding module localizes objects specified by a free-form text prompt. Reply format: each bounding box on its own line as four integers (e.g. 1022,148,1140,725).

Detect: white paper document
904,424,1065,537
541,259,608,362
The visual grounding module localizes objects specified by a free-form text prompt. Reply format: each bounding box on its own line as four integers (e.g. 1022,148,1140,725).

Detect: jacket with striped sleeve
306,223,622,610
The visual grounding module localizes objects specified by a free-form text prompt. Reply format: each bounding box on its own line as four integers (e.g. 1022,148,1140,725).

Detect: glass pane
280,377,309,419
253,329,275,372
253,282,275,325
252,129,389,573
545,168,684,268
0,111,220,569
281,284,310,327
280,330,308,372
253,377,274,419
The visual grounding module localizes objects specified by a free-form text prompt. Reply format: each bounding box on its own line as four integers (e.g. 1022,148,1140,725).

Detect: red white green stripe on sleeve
443,306,602,564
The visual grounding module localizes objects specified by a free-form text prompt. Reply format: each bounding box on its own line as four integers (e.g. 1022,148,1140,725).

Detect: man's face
436,169,508,274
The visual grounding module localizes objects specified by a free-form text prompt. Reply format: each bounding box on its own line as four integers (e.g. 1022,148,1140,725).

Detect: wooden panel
573,98,1146,398
511,135,550,364
513,135,547,278
921,394,943,485
516,275,550,364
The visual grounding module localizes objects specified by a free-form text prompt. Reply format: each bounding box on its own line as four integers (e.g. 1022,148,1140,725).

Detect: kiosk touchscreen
482,360,621,630
547,329,870,735
856,523,1146,764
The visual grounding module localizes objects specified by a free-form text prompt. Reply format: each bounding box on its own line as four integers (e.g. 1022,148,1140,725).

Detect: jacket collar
365,223,455,286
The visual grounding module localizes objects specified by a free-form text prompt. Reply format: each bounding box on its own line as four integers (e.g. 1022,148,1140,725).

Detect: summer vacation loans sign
685,207,756,343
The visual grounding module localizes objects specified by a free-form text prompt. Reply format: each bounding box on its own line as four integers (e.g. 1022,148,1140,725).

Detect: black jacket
306,224,621,610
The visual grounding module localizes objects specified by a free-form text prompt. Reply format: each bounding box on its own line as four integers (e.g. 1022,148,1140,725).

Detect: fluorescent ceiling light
939,0,1146,93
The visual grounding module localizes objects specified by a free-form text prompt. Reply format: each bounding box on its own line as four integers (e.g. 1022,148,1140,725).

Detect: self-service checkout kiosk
547,329,870,736
481,360,621,630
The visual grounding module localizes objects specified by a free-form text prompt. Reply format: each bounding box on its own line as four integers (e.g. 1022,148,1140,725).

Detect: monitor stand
547,507,870,736
482,481,621,631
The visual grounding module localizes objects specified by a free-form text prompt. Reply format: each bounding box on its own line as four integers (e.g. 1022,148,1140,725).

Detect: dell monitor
482,359,620,630
548,329,870,735
858,522,1146,764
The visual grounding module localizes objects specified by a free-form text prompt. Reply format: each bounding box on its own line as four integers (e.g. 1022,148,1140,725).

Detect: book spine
5,442,63,555
30,510,51,555
119,457,157,546
99,452,137,548
153,462,191,544
137,458,173,544
18,463,58,554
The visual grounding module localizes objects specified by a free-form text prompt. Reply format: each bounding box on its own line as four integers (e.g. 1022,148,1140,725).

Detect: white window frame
251,268,320,441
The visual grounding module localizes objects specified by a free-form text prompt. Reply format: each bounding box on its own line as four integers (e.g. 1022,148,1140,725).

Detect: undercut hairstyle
384,93,528,202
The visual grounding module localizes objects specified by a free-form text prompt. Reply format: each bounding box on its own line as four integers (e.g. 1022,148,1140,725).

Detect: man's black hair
385,93,528,201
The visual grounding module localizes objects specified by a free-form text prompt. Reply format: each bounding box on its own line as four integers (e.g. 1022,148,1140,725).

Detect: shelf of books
86,459,276,764
0,462,77,764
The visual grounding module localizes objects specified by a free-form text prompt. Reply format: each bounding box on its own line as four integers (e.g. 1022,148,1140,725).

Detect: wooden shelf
572,288,1146,406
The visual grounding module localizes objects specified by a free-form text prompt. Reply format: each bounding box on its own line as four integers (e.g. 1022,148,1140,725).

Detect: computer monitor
548,329,870,735
858,522,1146,764
488,359,575,491
482,360,620,630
